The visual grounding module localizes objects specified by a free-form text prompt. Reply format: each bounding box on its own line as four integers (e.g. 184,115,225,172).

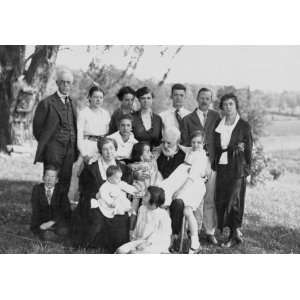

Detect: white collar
89,106,105,113
118,131,136,143
173,106,184,112
97,157,116,180
44,186,54,192
57,90,68,103
197,108,209,116
215,114,240,134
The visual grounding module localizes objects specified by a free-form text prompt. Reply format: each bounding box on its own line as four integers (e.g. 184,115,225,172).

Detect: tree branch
158,46,183,87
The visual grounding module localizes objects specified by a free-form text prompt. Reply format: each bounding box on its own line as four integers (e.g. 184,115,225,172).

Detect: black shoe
188,246,202,254
169,236,180,253
206,234,218,245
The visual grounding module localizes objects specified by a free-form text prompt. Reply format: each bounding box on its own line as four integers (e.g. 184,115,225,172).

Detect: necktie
46,188,52,205
175,109,183,129
203,111,207,126
64,96,70,107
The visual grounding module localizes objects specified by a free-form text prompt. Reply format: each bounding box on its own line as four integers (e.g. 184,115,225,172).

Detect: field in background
261,116,300,152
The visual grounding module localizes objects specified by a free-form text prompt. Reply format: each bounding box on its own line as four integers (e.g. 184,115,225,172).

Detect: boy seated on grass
30,165,71,242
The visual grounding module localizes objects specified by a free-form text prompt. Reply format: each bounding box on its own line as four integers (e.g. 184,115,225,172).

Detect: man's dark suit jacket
212,118,253,178
30,183,71,235
32,92,78,163
181,109,221,163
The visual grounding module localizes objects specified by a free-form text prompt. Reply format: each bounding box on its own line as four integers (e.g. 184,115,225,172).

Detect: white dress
121,205,171,253
159,148,208,210
77,106,111,158
94,180,136,218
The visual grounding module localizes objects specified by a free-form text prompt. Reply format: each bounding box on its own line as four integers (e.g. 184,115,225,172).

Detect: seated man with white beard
154,127,187,250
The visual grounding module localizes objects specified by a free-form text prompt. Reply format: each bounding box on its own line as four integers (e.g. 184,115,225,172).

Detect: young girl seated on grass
159,130,209,253
116,186,171,254
91,165,138,218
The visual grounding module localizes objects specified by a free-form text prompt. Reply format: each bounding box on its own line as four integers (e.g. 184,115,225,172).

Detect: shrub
250,143,284,185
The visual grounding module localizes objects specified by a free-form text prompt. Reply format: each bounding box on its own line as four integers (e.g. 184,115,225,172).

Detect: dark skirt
215,165,246,232
84,209,130,253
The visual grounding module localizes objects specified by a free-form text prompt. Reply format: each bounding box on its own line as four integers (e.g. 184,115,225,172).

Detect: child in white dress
159,130,209,252
116,186,171,254
90,165,138,218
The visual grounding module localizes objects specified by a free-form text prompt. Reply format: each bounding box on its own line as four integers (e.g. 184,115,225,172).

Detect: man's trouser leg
202,168,217,235
169,198,184,235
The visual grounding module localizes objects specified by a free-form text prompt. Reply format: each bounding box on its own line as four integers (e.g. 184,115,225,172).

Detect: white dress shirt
56,90,68,104
44,186,54,205
108,131,138,160
196,109,208,127
160,107,191,130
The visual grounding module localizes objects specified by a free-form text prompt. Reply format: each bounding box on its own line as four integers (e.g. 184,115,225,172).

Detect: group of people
30,68,253,254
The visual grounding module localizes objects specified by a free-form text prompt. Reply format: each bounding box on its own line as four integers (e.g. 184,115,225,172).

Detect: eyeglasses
59,80,72,85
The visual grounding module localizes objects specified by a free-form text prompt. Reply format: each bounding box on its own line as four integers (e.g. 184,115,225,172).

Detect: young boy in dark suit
30,165,71,242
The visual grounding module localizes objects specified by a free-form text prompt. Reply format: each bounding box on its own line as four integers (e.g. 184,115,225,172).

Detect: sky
55,45,300,93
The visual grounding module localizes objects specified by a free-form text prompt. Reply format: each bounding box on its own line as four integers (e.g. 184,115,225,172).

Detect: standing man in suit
33,69,77,195
159,83,191,135
181,88,221,245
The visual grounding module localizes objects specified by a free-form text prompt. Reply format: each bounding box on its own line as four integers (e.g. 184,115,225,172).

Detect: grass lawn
0,150,299,254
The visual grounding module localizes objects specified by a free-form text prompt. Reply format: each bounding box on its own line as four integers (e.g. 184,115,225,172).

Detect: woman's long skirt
215,165,246,232
85,209,130,253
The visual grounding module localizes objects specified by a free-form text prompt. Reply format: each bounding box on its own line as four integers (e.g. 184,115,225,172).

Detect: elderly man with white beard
154,127,187,250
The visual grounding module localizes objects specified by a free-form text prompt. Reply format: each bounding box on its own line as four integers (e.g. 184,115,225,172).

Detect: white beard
161,145,178,157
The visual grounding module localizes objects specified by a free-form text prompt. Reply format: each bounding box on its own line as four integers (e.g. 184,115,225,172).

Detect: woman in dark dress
108,86,136,135
213,93,253,247
132,86,163,148
73,137,133,252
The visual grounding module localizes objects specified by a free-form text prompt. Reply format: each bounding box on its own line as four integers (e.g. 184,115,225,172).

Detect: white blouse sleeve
77,108,87,156
104,109,111,135
120,181,137,195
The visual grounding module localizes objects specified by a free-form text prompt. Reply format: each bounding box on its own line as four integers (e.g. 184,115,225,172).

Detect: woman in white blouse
213,93,253,248
77,86,110,160
68,86,110,203
107,114,138,162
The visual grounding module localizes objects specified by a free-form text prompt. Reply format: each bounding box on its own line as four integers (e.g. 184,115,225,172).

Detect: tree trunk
0,45,59,152
0,46,25,152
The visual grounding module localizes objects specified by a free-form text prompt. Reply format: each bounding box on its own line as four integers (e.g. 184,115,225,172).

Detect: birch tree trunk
0,45,59,152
